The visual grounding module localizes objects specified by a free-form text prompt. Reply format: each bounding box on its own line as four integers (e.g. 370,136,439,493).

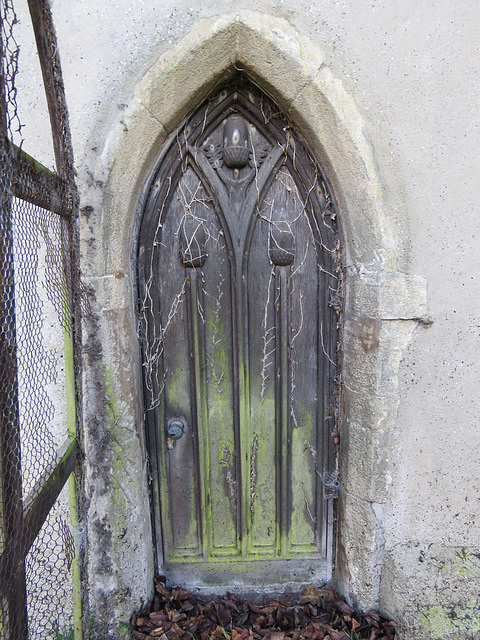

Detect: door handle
166,418,185,449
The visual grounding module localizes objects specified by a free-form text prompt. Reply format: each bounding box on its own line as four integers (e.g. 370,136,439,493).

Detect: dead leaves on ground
131,580,397,640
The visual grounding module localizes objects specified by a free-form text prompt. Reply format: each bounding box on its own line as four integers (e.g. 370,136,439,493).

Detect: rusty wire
0,0,22,143
0,0,83,637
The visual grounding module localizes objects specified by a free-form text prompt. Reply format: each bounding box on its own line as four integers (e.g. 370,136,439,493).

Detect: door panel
138,79,339,587
155,167,240,560
247,209,277,555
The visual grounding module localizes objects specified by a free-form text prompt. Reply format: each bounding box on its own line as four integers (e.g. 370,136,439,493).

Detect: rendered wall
14,1,480,638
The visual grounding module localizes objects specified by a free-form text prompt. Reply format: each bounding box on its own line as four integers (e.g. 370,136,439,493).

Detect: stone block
138,16,236,133
102,104,167,276
236,11,326,109
289,69,399,272
341,422,392,503
337,491,381,611
347,272,428,320
343,387,398,433
343,317,415,395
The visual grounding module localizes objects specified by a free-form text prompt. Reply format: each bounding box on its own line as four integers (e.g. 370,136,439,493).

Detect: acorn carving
223,116,249,169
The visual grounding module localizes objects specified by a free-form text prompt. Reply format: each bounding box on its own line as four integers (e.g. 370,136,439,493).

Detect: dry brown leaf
131,584,396,640
333,600,353,616
233,627,250,640
212,624,230,640
299,586,330,605
135,617,152,627
249,603,277,614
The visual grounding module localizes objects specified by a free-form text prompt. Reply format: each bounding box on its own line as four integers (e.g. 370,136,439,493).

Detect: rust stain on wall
354,318,381,352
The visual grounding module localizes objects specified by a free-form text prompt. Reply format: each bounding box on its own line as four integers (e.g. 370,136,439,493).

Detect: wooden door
138,79,340,589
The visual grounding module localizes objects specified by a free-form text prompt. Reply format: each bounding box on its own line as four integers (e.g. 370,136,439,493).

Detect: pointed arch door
138,79,340,588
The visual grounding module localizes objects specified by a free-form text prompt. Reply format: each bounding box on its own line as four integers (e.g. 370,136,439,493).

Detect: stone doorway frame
80,11,428,630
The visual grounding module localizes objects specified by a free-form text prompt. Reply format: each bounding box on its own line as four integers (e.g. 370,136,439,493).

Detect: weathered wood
27,0,75,179
22,437,78,552
0,438,79,590
138,78,339,587
9,142,73,216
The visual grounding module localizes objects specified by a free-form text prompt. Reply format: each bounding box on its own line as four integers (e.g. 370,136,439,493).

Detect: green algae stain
419,600,480,640
166,358,190,413
414,548,480,638
103,365,129,528
448,547,480,579
290,411,316,551
420,546,480,581
104,366,118,424
204,305,238,554
207,307,230,390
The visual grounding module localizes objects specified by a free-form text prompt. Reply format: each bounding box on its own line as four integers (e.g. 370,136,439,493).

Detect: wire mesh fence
9,196,77,639
12,197,71,500
0,0,83,638
25,483,76,639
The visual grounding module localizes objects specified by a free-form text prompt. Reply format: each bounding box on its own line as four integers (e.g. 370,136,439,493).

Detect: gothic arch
83,11,428,623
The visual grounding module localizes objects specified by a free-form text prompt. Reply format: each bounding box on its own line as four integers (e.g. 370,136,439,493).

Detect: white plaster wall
12,0,480,638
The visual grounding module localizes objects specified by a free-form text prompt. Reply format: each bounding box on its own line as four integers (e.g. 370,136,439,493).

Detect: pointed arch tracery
137,76,341,582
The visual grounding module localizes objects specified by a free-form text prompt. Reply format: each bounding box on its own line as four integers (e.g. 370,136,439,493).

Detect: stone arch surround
79,11,428,631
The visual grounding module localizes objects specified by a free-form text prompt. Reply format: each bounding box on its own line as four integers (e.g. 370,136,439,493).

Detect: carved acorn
223,115,250,169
